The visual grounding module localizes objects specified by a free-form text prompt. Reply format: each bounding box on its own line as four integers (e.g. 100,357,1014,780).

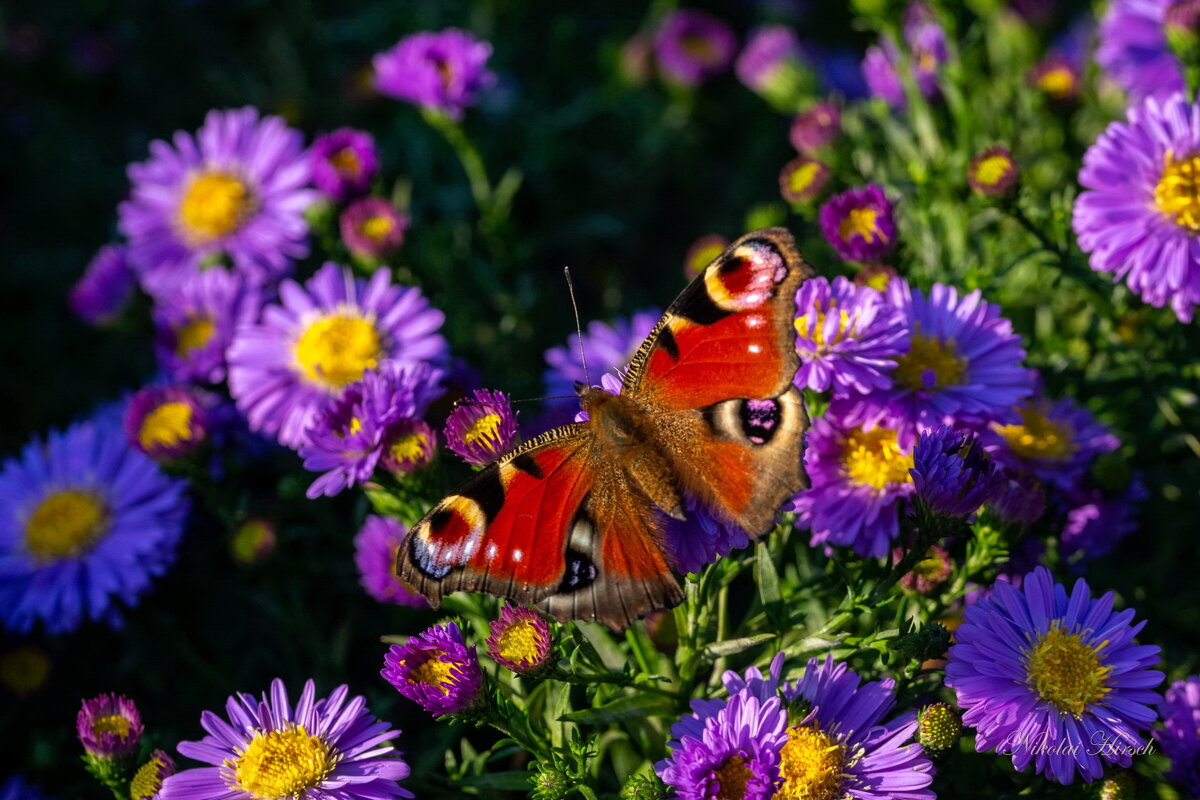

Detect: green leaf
559,694,673,725
703,633,775,658
455,771,532,791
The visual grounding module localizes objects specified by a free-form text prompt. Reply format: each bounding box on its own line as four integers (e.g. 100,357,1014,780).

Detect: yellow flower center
130,753,170,800
139,402,195,452
0,645,51,697
464,413,502,446
712,755,753,800
787,162,823,195
294,314,382,389
390,432,429,464
329,147,360,177
862,270,891,292
972,155,1013,188
1037,67,1075,97
681,35,717,62
496,618,544,668
911,549,948,582
1155,151,1200,232
174,315,217,355
408,651,455,695
93,714,133,738
23,490,108,562
231,520,273,564
231,724,335,800
893,331,967,391
775,723,846,800
795,301,853,352
838,207,886,244
1026,625,1111,717
993,403,1077,461
842,426,913,490
178,171,256,243
360,215,394,241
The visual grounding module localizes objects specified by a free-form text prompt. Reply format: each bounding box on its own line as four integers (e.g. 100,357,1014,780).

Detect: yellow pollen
712,755,753,800
407,651,455,694
175,315,217,355
93,714,133,738
1037,67,1075,97
912,550,948,581
973,155,1013,188
863,271,890,292
390,432,429,464
329,147,360,177
842,426,914,490
775,723,846,800
294,314,382,388
23,490,108,562
993,403,1078,461
130,754,169,800
838,207,886,244
1025,625,1111,717
347,417,364,436
360,215,394,241
1156,151,1200,231
231,724,335,800
178,171,255,243
893,331,968,391
463,413,502,446
787,162,822,195
917,50,937,72
139,402,195,452
496,619,544,668
795,302,853,352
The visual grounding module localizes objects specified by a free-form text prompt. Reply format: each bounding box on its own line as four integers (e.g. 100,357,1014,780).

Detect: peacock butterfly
396,227,814,630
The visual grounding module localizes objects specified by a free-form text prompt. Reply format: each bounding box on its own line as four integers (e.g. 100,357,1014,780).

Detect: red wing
622,228,812,410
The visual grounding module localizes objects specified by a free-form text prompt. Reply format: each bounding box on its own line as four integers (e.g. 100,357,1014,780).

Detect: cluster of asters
1,27,503,639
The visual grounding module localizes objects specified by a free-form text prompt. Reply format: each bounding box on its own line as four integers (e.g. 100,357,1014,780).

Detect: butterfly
396,228,814,630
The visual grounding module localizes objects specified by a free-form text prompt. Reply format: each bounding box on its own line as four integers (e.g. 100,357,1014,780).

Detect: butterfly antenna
564,266,591,387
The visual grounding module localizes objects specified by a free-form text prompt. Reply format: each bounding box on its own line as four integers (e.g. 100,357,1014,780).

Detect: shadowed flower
160,678,412,800
1155,677,1200,798
988,470,1048,525
119,107,316,297
1061,479,1147,560
662,492,751,575
382,418,438,474
70,245,135,326
0,412,190,633
77,693,142,759
1029,54,1081,102
946,566,1163,784
373,29,496,121
487,606,552,674
910,426,1002,516
310,128,378,202
130,750,174,800
152,269,262,385
683,235,729,279
1074,92,1200,322
1097,0,1185,102
968,146,1019,197
123,385,209,462
230,518,275,565
793,276,908,397
789,101,840,153
382,622,484,716
897,544,953,594
819,184,897,263
544,309,661,400
778,157,829,204
444,389,519,466
735,25,810,106
354,515,427,608
340,197,409,260
653,9,737,88
227,262,448,449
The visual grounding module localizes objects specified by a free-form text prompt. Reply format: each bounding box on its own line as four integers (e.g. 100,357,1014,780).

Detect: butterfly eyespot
557,548,598,593
411,495,487,580
740,398,782,445
703,242,786,312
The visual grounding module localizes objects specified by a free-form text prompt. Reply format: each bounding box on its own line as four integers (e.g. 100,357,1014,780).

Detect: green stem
421,108,494,220
543,666,678,699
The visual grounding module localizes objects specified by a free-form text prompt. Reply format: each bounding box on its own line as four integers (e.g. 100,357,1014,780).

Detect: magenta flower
486,606,552,674
152,268,263,385
77,693,142,759
310,128,379,201
354,515,428,608
819,184,897,263
123,385,210,462
373,29,496,120
444,388,519,466
653,9,737,88
381,622,484,716
70,244,135,326
340,197,409,260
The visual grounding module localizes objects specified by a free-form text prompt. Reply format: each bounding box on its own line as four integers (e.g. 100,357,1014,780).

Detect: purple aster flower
340,197,409,260
778,157,829,204
227,262,448,449
988,470,1048,524
0,412,190,634
819,184,897,263
1097,0,1185,102
844,279,1033,447
861,10,945,109
373,29,496,121
684,235,729,279
656,659,789,800
381,418,438,475
130,750,175,800
70,244,135,326
152,268,263,385
444,388,519,466
793,276,908,397
1029,54,1082,102
984,394,1120,492
946,566,1163,784
1156,677,1200,798
789,100,840,153
910,426,1002,516
310,128,379,202
968,146,1020,197
77,693,142,758
789,405,915,558
298,362,444,498
160,678,412,800
381,621,484,716
1074,92,1200,322
735,25,809,103
543,308,661,400
897,544,952,594
1061,479,1148,560
653,9,737,88
662,492,751,575
123,385,210,462
354,515,427,608
486,606,552,674
118,107,316,297
778,655,935,800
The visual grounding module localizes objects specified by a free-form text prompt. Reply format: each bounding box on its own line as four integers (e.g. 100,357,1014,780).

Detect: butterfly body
398,228,814,630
